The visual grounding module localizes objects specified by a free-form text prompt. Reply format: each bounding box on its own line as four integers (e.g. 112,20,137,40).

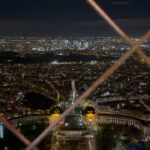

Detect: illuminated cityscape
0,0,150,150
0,35,149,150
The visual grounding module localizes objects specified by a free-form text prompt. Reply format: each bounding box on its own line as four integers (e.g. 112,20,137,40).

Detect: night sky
0,0,149,37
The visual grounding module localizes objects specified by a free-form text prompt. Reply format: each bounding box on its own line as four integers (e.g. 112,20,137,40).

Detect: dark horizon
0,0,149,37
0,19,149,38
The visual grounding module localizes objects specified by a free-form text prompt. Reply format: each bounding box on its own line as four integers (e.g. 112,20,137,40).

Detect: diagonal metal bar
0,115,39,150
86,0,150,65
25,31,150,150
138,100,150,112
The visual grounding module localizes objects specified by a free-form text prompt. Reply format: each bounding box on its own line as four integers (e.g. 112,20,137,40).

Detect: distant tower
70,80,78,114
71,80,77,104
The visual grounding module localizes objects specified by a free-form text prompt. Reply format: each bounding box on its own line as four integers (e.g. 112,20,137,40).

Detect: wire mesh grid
0,0,150,149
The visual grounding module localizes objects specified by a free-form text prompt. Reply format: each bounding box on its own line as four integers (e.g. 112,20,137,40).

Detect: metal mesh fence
0,0,150,149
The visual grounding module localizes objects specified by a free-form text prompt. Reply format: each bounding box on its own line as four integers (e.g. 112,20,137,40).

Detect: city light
0,122,4,139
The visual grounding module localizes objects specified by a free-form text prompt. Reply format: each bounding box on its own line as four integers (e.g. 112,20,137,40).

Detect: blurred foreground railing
0,0,149,149
25,0,150,149
0,115,39,150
